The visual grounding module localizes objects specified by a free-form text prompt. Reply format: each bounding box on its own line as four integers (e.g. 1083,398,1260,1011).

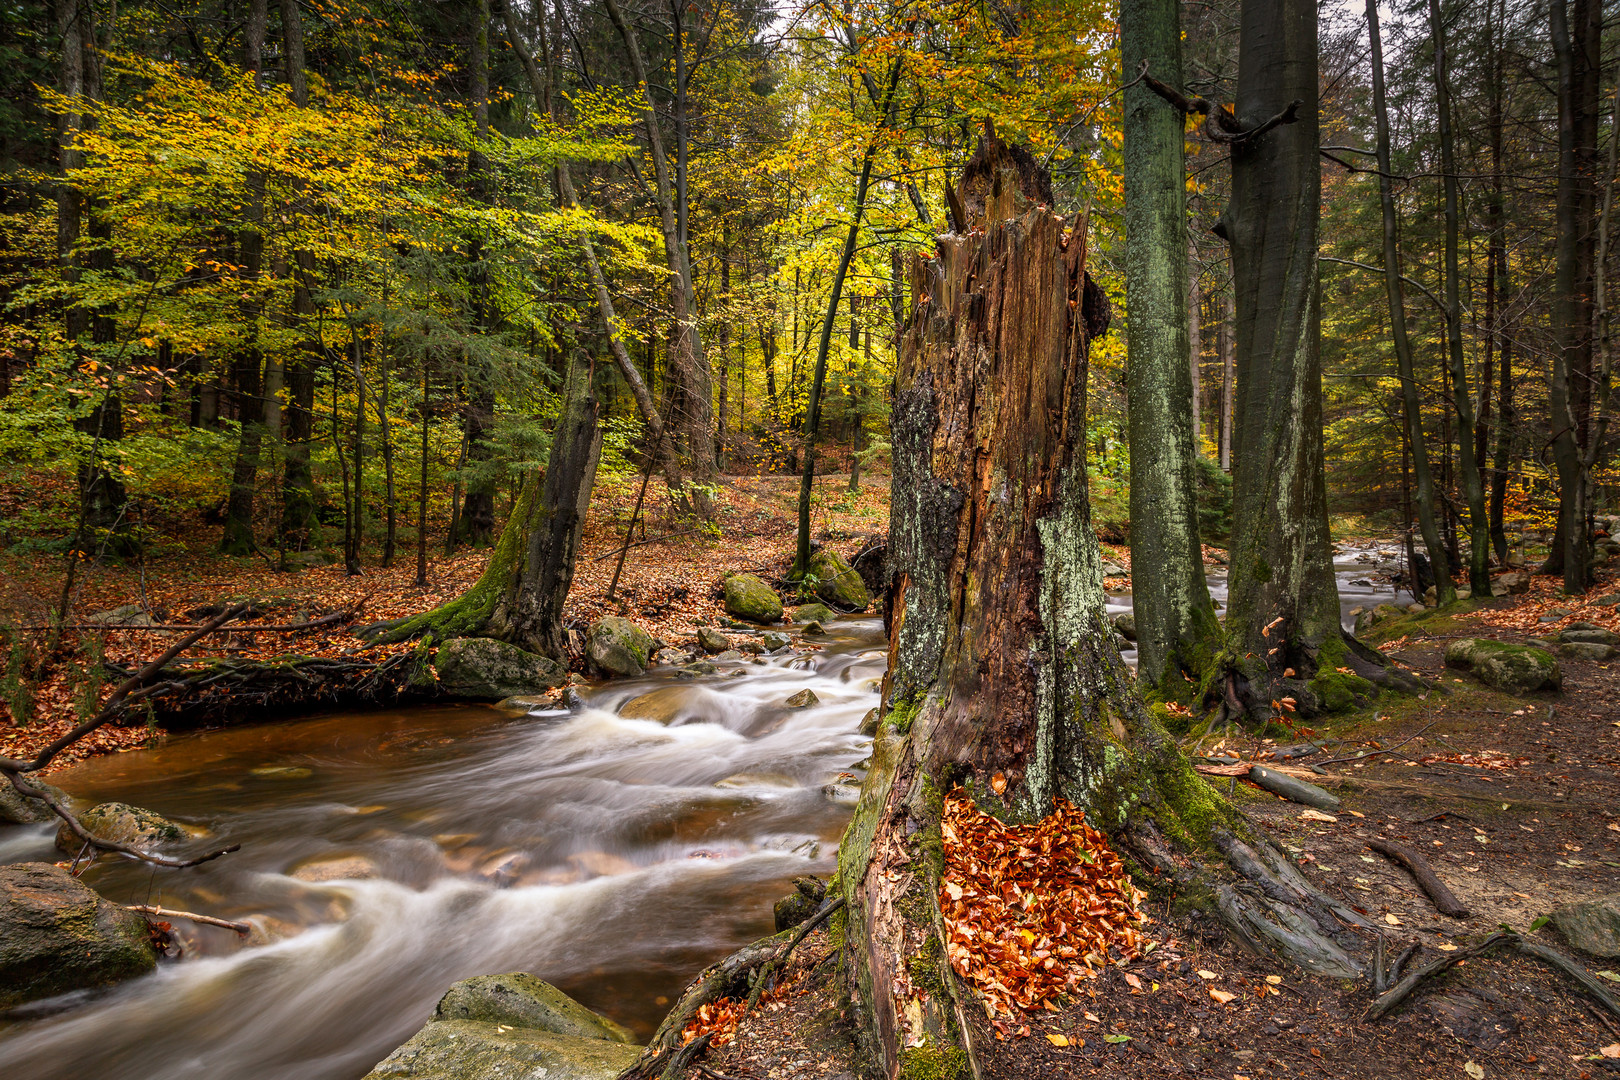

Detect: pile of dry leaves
939,790,1148,1019
680,969,807,1048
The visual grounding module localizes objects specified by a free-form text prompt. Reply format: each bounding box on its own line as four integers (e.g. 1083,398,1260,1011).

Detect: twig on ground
1311,722,1436,772
744,897,845,1012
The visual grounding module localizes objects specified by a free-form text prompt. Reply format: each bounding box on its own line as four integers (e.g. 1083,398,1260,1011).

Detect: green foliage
1195,457,1233,540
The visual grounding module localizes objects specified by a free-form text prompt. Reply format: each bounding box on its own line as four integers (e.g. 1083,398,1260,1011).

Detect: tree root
1212,829,1367,978
744,897,844,1011
1365,930,1620,1021
615,929,797,1080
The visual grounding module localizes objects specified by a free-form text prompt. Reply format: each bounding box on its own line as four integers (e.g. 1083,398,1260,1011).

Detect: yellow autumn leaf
1047,1033,1069,1046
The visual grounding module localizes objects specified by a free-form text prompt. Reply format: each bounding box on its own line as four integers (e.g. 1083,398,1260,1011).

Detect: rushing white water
0,619,886,1080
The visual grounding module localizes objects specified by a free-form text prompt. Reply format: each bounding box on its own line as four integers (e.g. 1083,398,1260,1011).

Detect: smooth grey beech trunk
1122,0,1221,691
1222,0,1344,695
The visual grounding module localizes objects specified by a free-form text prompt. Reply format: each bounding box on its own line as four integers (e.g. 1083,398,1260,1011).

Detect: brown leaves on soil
680,969,806,1048
939,790,1147,1019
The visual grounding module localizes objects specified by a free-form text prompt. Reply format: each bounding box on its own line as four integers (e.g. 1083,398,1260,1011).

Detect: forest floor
707,571,1620,1080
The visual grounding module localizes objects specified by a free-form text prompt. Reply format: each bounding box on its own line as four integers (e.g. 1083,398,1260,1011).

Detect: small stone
651,647,693,667
250,765,313,780
1100,562,1127,578
859,708,881,736
435,637,568,698
802,621,826,635
785,689,820,708
1558,641,1617,662
761,631,790,651
431,972,635,1043
696,627,730,653
807,549,871,611
1561,627,1620,647
1548,894,1620,957
789,603,835,624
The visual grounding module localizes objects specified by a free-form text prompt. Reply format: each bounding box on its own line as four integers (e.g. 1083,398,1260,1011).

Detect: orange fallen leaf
1209,989,1236,1004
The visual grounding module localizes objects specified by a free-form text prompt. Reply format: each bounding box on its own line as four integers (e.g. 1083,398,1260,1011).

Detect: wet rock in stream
53,801,186,855
435,637,568,699
431,972,636,1043
0,862,157,1009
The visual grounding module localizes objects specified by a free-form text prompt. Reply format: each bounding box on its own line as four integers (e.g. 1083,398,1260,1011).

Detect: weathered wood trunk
841,143,1364,1080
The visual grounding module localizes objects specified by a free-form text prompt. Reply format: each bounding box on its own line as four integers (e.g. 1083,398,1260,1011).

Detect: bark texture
1122,0,1220,691
841,147,1364,1080
1221,0,1344,703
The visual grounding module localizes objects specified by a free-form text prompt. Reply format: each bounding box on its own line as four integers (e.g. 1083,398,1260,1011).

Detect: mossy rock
723,574,784,624
55,801,185,854
1442,638,1561,694
585,617,655,677
0,779,68,825
1558,641,1617,662
790,602,835,624
362,1020,641,1080
696,627,730,653
434,637,567,699
431,972,634,1043
0,862,156,1008
807,549,871,611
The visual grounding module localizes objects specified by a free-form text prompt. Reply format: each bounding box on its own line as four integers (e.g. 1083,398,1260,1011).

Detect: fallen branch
0,604,247,773
3,768,241,868
1367,839,1470,917
8,610,357,634
125,904,251,934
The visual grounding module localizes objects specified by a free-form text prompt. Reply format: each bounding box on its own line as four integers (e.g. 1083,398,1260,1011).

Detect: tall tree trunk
1221,0,1348,709
1368,0,1452,601
221,11,269,557
457,0,497,547
793,53,904,578
1220,282,1234,470
1123,0,1220,690
716,232,730,470
840,147,1363,1080
1547,0,1601,589
602,0,716,516
1487,0,1512,564
277,0,320,556
1427,0,1491,597
1189,244,1203,443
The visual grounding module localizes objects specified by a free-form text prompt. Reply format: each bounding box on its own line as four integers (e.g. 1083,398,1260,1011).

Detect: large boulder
1547,895,1620,957
55,802,185,854
807,549,870,611
1442,639,1561,695
363,1020,641,1080
1494,571,1532,596
0,862,156,1008
431,973,634,1043
434,638,567,700
617,686,688,724
722,574,783,624
84,604,159,628
585,618,655,677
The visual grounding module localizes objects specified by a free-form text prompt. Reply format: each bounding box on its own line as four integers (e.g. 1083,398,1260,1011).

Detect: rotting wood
1367,838,1470,917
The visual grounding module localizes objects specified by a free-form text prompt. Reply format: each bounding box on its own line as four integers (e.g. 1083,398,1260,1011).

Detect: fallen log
1367,838,1470,917
1248,764,1342,810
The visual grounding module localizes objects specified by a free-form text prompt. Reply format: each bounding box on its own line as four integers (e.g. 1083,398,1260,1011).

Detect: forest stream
0,553,1404,1080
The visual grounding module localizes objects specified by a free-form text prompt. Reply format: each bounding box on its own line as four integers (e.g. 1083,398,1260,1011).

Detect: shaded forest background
0,0,1611,581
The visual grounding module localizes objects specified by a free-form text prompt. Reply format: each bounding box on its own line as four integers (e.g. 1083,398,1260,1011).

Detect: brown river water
0,618,887,1080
